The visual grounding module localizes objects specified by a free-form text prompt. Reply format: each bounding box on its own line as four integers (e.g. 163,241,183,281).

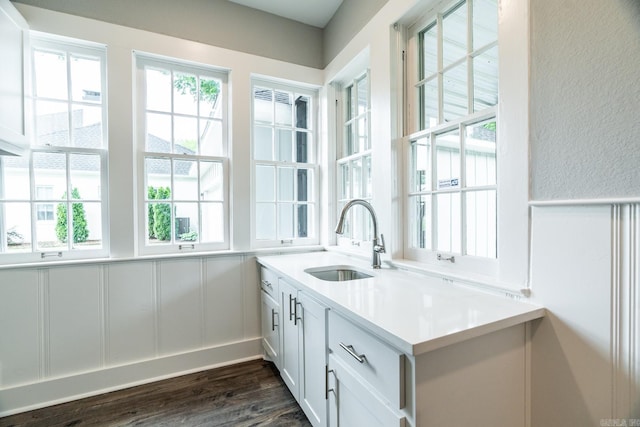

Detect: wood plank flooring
1,359,312,427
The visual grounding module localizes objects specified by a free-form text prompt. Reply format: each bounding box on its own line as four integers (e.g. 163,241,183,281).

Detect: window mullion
65,151,72,251
460,123,467,255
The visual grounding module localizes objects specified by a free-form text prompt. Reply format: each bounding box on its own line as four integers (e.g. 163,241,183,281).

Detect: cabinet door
328,355,406,427
261,291,280,368
0,0,29,155
298,292,328,427
280,278,299,396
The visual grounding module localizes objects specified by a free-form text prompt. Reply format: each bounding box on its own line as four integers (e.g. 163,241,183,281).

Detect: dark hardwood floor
1,359,311,427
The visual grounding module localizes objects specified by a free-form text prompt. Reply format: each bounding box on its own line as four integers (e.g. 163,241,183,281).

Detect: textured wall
530,0,640,200
10,0,324,68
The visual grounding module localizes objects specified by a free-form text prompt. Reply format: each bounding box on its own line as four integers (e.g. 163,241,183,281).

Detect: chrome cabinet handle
261,279,273,289
271,308,277,331
325,365,335,400
289,294,295,321
294,301,301,326
339,342,366,364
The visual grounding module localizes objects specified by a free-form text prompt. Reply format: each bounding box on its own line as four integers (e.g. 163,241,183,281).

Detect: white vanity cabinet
279,278,328,427
260,267,280,368
0,0,30,156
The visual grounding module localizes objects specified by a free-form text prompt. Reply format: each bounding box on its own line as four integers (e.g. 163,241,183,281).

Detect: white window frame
0,34,109,265
250,78,319,249
134,54,230,255
335,71,373,253
404,0,499,277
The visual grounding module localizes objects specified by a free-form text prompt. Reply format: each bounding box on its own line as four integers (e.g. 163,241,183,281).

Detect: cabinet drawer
260,267,279,299
328,311,405,409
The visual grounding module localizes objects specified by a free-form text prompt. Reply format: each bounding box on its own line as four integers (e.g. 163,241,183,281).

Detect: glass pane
174,116,198,154
421,23,438,78
345,122,355,156
346,85,354,120
278,203,294,239
200,119,223,156
254,125,273,161
473,46,499,111
297,169,312,202
3,203,31,252
1,156,30,200
340,163,350,200
443,1,468,68
410,195,431,249
436,192,461,253
70,154,101,200
295,95,310,130
199,161,223,201
296,131,309,163
72,201,101,249
145,67,171,112
36,100,69,146
357,117,367,153
276,129,293,162
173,159,198,200
173,72,198,116
37,200,66,251
199,76,221,118
147,202,172,243
34,50,67,100
253,87,273,124
278,167,294,201
411,138,431,192
146,113,172,153
70,55,101,103
351,159,362,198
145,157,172,195
174,202,198,242
256,203,276,240
421,79,438,129
435,130,461,189
473,0,498,49
357,75,368,115
364,155,372,198
33,152,67,200
443,62,468,122
466,190,496,257
255,165,275,202
71,105,103,148
298,204,312,238
466,120,497,187
200,202,224,242
275,91,293,126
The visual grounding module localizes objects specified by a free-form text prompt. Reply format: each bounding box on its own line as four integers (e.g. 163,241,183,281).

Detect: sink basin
304,265,373,282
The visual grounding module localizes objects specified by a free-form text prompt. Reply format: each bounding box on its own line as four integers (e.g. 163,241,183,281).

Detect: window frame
134,54,230,255
404,0,499,276
0,34,109,265
250,78,319,249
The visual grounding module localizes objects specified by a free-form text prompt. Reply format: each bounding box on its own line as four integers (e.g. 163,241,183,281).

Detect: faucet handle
375,233,386,253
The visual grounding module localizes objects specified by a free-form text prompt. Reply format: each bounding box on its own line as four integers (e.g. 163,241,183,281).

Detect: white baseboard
0,337,262,417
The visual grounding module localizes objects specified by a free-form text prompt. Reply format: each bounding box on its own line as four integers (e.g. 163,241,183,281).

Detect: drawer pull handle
271,308,278,331
261,279,273,290
339,342,366,363
325,365,335,399
289,294,295,321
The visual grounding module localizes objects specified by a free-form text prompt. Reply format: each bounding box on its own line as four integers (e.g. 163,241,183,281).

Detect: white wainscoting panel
204,255,245,345
530,203,640,424
106,261,155,365
48,266,104,378
0,269,40,388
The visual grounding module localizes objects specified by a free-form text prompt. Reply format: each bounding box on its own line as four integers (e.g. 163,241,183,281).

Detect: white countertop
257,251,545,356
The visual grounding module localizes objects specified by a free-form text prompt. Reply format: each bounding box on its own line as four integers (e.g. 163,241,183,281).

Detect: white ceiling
228,0,344,28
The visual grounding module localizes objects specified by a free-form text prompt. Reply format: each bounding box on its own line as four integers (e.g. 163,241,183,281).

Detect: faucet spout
335,199,386,269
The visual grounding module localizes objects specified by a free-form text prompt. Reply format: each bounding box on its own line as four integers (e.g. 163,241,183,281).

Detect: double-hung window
336,72,372,250
251,80,318,248
406,0,498,270
135,55,229,254
0,35,108,263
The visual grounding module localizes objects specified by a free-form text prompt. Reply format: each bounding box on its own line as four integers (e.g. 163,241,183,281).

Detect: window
406,0,498,268
135,55,229,254
251,80,318,247
336,72,373,249
0,35,108,262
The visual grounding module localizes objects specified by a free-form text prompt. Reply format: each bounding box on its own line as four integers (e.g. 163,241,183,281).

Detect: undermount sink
304,265,373,282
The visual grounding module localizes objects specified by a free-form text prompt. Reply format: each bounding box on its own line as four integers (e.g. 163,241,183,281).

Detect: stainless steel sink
304,265,373,282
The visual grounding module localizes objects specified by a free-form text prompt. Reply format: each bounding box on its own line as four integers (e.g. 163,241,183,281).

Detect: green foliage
56,188,89,244
173,75,220,107
483,121,496,132
179,230,198,241
148,186,171,241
